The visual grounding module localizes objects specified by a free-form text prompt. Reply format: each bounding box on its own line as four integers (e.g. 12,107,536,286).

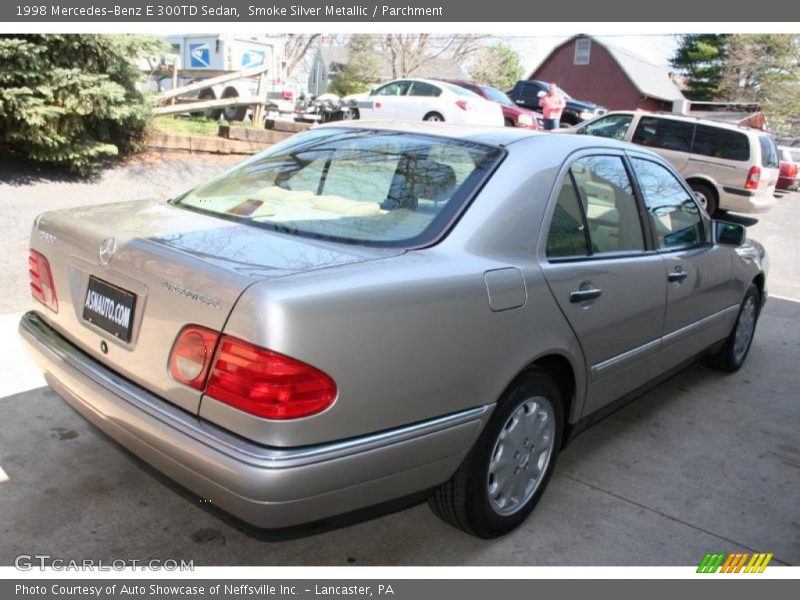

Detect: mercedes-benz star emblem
98,237,117,266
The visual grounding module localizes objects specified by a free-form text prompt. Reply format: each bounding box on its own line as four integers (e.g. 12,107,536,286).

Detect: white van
570,111,780,215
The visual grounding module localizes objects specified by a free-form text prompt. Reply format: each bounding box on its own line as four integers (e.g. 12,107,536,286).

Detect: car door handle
668,270,688,283
570,288,603,303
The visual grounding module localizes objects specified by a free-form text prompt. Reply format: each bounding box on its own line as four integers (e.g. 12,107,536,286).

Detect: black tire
504,118,516,128
194,90,222,120
689,181,718,216
705,283,761,372
222,88,248,122
428,368,563,538
423,112,445,122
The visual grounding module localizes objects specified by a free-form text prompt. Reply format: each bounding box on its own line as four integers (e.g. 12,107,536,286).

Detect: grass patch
152,116,263,137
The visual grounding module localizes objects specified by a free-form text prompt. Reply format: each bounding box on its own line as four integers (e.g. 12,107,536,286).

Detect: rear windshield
791,148,800,163
759,135,779,168
173,128,503,247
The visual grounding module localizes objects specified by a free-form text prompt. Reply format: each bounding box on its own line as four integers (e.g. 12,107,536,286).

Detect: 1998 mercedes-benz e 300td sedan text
20,122,767,538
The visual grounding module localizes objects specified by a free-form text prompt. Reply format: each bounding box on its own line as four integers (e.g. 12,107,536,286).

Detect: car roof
598,110,770,136
314,121,651,153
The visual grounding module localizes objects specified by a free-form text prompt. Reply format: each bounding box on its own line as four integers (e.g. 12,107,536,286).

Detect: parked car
777,146,800,191
345,78,504,127
507,80,607,126
569,111,781,216
437,79,543,129
21,123,766,538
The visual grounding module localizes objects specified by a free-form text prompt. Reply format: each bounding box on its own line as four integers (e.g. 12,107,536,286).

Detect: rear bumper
19,311,489,528
720,186,777,213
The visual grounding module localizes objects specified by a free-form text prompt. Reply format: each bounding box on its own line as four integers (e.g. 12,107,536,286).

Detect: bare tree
283,34,321,77
379,34,487,78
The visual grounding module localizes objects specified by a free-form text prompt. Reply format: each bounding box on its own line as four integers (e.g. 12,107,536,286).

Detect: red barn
530,35,685,112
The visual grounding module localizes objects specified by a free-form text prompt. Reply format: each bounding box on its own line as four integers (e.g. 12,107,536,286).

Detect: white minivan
570,111,780,215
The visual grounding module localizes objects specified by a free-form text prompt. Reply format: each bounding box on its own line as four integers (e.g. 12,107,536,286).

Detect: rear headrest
383,158,457,210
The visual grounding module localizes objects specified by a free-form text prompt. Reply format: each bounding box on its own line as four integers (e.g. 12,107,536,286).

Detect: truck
151,34,295,121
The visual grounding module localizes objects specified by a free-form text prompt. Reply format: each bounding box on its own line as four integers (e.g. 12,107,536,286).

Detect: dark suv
507,80,606,126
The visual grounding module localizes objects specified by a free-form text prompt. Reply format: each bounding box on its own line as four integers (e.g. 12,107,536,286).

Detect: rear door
539,152,666,415
628,154,738,370
406,80,444,120
631,115,695,173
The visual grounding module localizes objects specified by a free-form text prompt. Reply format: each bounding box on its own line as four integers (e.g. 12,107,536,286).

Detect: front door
540,153,667,415
628,155,738,370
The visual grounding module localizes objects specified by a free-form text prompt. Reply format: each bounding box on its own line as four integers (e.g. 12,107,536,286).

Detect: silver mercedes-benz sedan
20,122,767,538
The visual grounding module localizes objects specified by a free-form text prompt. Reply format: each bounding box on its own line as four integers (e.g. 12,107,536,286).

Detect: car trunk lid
31,199,401,413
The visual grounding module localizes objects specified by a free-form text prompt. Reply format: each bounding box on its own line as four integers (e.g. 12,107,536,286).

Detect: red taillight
745,166,761,190
169,326,219,390
281,90,294,100
788,164,798,178
29,249,58,312
455,100,469,111
206,335,337,420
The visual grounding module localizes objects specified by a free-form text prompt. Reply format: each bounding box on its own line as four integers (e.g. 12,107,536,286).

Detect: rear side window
759,135,779,168
546,174,589,258
547,155,645,258
632,117,694,153
691,125,750,161
409,81,442,97
519,83,544,100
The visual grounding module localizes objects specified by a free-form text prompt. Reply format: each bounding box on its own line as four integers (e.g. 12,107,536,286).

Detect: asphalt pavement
0,155,798,566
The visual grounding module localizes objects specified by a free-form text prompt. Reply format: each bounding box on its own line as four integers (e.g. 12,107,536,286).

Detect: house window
574,38,591,65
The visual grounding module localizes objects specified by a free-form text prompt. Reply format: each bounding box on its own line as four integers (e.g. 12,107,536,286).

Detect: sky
505,34,680,75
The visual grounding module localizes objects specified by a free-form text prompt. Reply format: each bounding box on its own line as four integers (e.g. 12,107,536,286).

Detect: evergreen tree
328,35,381,96
0,34,165,174
670,34,730,100
719,34,800,136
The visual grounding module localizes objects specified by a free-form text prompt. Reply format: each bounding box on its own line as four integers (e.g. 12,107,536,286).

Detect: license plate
82,276,137,342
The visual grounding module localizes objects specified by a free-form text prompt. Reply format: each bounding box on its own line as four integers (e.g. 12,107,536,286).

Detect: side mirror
713,220,746,246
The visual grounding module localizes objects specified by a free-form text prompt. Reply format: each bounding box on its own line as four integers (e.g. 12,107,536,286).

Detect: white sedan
347,78,504,127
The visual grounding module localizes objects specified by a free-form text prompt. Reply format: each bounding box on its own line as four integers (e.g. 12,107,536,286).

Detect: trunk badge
98,237,117,266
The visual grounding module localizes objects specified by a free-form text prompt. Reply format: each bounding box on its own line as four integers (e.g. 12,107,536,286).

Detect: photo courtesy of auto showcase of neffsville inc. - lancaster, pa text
0,0,798,598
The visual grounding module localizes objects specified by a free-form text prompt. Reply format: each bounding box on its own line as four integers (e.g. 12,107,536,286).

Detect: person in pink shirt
538,83,567,130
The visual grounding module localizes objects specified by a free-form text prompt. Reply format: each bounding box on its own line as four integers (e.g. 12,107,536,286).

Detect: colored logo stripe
697,552,773,573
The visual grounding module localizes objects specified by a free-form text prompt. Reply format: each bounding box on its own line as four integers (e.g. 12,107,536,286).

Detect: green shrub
0,34,166,174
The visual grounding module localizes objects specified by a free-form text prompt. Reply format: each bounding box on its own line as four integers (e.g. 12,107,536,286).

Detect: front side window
631,157,704,249
583,114,634,140
691,124,750,161
546,155,645,259
174,128,503,247
633,116,695,153
373,81,411,96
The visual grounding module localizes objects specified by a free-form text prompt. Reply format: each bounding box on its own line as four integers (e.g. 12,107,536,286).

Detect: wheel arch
506,352,583,447
684,176,719,198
